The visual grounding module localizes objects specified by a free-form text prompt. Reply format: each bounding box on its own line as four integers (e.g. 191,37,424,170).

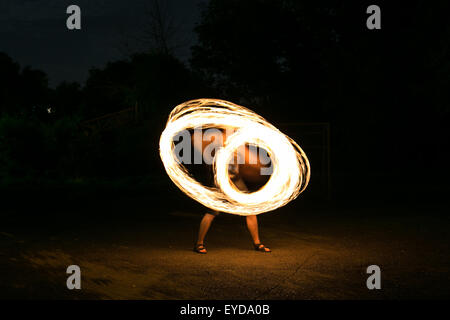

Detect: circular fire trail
159,99,310,215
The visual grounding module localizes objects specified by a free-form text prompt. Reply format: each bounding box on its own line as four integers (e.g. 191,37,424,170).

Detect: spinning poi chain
159,99,310,216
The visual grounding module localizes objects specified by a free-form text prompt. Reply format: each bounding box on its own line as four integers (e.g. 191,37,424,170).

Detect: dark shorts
206,175,248,217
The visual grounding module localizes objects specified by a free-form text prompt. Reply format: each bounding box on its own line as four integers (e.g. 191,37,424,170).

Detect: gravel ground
1,199,449,299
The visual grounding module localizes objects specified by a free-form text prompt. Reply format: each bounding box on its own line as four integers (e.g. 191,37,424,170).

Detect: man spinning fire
191,128,272,254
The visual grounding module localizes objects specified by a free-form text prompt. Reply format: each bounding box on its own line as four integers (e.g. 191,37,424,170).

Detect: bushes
0,116,45,178
0,114,162,187
0,115,81,183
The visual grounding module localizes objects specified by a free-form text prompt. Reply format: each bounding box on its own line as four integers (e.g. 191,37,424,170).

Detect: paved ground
1,196,449,299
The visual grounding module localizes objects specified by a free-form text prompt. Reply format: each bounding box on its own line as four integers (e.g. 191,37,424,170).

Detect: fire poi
159,99,310,215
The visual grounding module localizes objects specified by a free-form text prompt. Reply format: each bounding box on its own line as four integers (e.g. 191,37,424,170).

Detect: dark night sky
0,0,203,87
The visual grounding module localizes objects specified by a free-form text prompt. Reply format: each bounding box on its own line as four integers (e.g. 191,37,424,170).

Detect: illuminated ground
1,195,449,299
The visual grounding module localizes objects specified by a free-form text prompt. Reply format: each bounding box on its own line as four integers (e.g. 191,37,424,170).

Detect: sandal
194,243,207,254
254,243,271,252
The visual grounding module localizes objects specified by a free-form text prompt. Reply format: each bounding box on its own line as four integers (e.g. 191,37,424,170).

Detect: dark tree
0,52,51,118
191,0,348,122
191,0,450,196
83,52,208,122
0,53,22,115
51,82,84,118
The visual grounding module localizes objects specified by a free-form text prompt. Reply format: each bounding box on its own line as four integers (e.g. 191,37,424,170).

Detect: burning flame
159,99,310,215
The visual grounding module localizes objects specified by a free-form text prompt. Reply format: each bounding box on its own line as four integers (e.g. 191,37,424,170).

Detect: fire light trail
159,99,310,216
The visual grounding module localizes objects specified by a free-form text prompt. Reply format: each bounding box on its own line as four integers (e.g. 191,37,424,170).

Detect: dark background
1,0,448,207
0,0,449,299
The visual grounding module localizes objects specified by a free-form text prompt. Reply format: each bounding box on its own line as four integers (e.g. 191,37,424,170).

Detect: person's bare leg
246,215,271,252
196,213,216,253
